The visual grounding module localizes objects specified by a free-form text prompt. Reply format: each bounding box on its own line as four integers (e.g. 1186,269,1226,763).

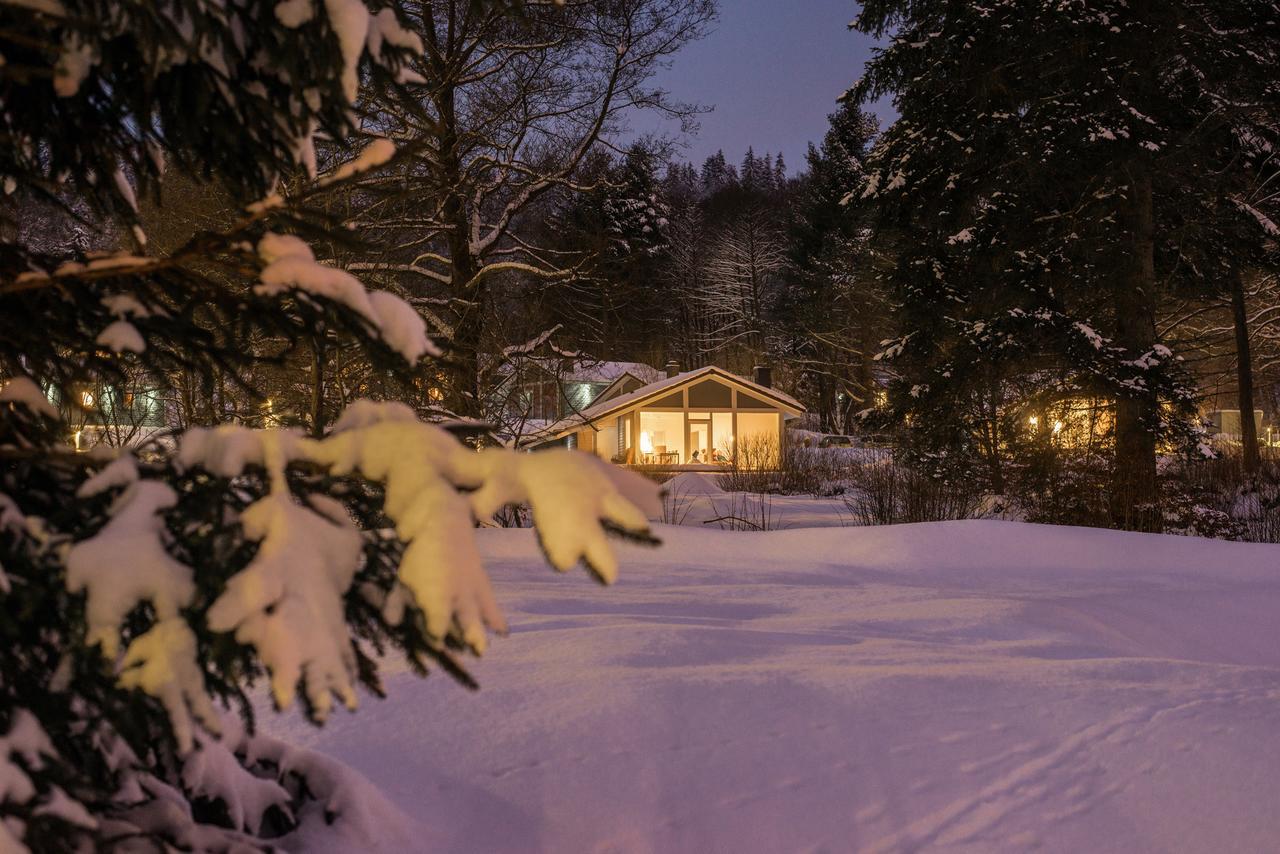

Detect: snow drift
265,521,1280,853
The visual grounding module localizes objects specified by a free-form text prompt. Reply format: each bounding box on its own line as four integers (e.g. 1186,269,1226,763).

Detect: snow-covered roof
569,360,664,385
522,366,805,445
495,357,663,386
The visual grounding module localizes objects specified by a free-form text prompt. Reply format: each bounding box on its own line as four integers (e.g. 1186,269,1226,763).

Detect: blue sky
629,0,893,172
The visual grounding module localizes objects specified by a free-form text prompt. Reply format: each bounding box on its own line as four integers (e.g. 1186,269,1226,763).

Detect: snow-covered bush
0,0,660,848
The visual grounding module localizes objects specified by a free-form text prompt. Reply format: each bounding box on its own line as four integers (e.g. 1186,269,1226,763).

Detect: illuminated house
1204,409,1265,441
521,365,805,468
40,380,167,450
1023,397,1115,449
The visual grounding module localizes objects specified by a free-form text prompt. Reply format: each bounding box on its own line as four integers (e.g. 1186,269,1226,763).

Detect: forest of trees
850,0,1279,531
1,0,1279,848
484,103,891,438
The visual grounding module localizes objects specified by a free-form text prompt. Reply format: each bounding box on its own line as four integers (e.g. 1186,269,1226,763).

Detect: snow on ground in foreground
264,521,1280,853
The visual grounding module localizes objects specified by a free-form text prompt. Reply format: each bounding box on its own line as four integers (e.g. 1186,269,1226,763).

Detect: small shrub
843,460,981,525
705,492,780,531
721,436,862,496
661,481,697,525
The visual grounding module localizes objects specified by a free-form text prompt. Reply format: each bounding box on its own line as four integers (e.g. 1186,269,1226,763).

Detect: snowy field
265,521,1280,853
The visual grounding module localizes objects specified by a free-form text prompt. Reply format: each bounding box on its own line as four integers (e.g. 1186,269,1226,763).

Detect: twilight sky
630,0,894,173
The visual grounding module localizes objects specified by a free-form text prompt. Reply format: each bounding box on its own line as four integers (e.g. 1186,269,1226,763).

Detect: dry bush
721,435,861,496
1164,445,1280,543
704,492,780,531
843,460,982,525
661,480,697,525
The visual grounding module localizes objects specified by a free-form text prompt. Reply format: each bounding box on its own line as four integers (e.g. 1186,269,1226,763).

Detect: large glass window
711,412,733,464
735,412,779,469
639,411,685,465
598,423,618,461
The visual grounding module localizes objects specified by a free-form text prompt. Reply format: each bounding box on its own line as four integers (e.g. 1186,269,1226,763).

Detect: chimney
753,365,772,388
665,359,680,378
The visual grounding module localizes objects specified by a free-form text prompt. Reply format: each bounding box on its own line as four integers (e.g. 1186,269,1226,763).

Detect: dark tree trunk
1110,169,1161,531
984,374,1005,495
310,341,326,437
1230,269,1260,474
815,373,835,433
437,80,485,418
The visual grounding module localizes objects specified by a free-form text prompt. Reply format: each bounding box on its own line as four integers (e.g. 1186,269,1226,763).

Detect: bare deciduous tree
348,0,715,415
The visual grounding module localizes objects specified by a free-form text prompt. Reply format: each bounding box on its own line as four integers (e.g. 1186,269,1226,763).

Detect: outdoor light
1053,420,1063,435
1028,415,1039,428
80,390,95,408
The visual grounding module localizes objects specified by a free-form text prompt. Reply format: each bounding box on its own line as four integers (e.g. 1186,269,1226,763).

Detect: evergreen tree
605,146,671,261
778,102,884,433
700,150,738,196
0,1,658,847
539,144,673,361
851,0,1280,528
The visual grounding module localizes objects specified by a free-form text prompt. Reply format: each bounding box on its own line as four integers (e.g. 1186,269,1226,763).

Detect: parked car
818,434,855,448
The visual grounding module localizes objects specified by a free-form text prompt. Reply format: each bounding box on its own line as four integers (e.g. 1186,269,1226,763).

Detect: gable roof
497,357,663,386
589,369,660,406
520,366,804,445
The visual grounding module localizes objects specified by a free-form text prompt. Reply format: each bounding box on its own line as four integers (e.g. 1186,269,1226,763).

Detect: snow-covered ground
265,521,1280,853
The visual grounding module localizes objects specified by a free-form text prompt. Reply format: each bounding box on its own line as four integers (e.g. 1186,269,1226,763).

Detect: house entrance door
688,420,710,464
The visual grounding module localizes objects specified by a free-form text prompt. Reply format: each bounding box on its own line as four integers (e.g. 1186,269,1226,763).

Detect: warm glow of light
1028,415,1039,428
427,386,444,402
1053,420,1063,435
80,391,95,408
639,431,654,455
72,429,82,451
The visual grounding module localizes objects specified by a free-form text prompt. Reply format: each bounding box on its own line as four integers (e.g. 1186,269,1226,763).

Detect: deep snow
265,521,1280,853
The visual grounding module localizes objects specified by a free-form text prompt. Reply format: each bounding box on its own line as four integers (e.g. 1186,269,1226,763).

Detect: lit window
639,431,654,454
